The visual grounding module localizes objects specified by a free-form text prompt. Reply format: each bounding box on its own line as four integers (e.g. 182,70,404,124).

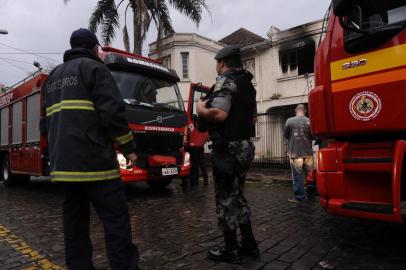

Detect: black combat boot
208,230,241,264
239,222,260,258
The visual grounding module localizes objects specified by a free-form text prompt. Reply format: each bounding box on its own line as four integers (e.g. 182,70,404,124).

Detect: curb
246,175,292,185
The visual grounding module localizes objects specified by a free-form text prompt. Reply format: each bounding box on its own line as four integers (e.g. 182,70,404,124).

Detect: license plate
162,167,178,176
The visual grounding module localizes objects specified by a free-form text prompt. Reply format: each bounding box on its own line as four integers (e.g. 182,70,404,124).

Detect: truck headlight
183,152,190,167
117,153,129,169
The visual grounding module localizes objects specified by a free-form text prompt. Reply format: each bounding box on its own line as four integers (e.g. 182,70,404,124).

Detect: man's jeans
289,155,314,201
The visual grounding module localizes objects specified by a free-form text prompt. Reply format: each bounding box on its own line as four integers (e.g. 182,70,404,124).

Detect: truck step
341,202,393,214
343,157,393,163
343,157,393,172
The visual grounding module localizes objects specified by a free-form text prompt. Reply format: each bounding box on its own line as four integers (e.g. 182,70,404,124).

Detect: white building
149,33,224,105
239,20,323,164
149,20,324,164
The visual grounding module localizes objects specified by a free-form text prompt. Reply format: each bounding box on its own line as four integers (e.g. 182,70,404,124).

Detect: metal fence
252,113,290,166
203,112,291,167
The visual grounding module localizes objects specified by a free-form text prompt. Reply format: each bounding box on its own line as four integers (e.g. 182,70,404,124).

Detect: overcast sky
0,0,330,86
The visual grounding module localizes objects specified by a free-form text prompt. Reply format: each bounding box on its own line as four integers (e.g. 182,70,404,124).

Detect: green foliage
65,0,210,55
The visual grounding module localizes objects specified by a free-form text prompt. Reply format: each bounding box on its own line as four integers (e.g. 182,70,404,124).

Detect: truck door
186,83,210,148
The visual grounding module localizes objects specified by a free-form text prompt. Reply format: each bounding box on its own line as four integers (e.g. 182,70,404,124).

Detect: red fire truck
0,47,190,188
309,1,406,222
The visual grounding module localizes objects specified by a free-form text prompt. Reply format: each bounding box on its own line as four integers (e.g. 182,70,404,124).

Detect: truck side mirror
339,5,366,33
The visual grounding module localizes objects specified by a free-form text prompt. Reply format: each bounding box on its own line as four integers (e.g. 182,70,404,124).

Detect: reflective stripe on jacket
43,48,135,182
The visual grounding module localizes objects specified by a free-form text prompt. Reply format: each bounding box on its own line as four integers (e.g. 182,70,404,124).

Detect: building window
242,58,255,81
181,52,189,79
279,39,315,76
161,55,171,69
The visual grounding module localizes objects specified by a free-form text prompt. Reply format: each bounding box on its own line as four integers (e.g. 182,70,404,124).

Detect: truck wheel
1,156,30,187
147,178,173,189
2,156,14,187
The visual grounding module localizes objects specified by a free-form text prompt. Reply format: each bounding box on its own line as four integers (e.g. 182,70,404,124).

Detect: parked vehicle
309,1,406,222
0,47,191,188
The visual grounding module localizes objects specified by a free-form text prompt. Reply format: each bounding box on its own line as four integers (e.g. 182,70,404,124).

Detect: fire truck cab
0,47,191,188
309,1,406,222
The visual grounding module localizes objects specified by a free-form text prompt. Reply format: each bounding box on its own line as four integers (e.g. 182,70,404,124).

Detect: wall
149,33,224,104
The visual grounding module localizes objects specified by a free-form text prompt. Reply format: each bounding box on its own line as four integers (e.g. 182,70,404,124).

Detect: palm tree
64,0,209,55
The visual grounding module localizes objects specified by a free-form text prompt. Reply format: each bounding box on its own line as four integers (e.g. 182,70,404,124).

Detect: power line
0,69,23,79
0,56,34,65
0,59,33,73
0,41,61,63
0,52,63,55
300,74,313,103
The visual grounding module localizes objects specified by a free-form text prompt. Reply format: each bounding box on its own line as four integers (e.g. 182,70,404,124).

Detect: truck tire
147,178,173,189
1,156,30,187
2,156,14,187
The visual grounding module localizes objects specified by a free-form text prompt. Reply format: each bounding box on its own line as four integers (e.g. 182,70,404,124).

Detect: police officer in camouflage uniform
197,45,259,264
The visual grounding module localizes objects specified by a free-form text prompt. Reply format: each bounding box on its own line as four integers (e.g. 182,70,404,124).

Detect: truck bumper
317,140,406,223
120,163,191,183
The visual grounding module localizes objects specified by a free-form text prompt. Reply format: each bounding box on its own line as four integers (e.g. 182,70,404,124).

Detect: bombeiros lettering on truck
0,92,13,107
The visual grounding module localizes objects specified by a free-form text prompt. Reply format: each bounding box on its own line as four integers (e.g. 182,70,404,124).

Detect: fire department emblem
349,91,382,121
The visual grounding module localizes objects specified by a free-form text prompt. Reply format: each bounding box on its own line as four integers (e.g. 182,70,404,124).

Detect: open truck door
185,83,210,148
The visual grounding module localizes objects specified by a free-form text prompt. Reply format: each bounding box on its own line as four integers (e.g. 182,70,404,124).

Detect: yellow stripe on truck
330,43,406,81
332,67,406,92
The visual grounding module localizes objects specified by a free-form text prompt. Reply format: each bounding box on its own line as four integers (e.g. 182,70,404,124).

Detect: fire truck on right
309,0,406,222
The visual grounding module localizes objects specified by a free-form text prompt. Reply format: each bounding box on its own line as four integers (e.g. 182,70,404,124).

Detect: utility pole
0,29,9,92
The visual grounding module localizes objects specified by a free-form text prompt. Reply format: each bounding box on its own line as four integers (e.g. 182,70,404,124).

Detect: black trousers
62,179,139,270
189,147,208,185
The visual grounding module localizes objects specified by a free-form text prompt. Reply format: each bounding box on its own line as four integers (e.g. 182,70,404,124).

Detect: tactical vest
211,69,256,141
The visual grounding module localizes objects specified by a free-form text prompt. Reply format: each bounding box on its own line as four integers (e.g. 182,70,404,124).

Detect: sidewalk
246,166,292,183
204,166,292,184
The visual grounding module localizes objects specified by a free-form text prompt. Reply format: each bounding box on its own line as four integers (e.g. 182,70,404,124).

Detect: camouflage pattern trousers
211,140,255,232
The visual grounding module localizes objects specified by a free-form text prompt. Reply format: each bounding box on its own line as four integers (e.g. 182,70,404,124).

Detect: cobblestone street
0,173,406,270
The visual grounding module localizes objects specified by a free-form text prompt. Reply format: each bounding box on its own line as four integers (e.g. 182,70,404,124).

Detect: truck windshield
346,4,406,33
111,71,185,112
361,5,405,29
342,3,406,53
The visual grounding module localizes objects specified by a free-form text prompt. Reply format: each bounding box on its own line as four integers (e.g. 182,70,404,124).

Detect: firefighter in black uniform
42,28,139,269
197,45,259,264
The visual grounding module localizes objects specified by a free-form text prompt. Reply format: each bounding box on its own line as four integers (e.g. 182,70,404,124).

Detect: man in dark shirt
284,104,314,202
